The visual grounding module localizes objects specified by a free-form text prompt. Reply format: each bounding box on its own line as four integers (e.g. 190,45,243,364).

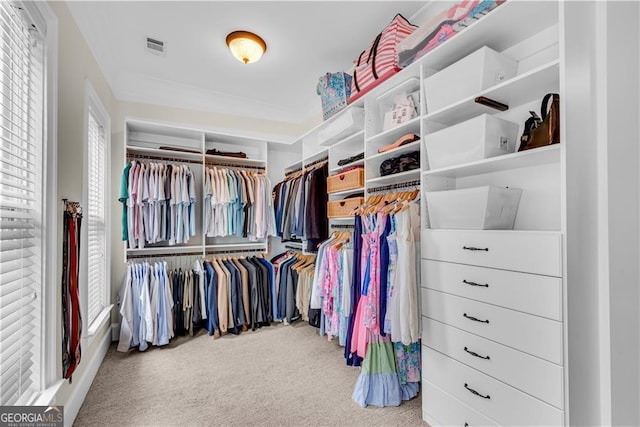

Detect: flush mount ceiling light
226,31,267,64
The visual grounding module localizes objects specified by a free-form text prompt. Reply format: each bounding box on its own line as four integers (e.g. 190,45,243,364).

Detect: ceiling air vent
145,37,166,56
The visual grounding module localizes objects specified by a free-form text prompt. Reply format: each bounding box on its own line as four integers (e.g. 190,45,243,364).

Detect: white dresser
420,230,564,426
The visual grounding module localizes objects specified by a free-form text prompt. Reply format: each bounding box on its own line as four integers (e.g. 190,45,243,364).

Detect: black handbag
379,151,420,176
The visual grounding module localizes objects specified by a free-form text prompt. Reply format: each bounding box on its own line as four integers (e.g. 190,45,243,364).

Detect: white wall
607,2,640,425
563,2,604,423
47,2,117,423
564,2,640,425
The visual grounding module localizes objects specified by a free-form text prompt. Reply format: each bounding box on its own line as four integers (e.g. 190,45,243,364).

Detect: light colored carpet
74,322,424,426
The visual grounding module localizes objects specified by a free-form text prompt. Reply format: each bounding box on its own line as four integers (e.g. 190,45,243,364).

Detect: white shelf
367,169,421,186
204,153,266,168
205,242,267,251
375,77,421,102
329,159,364,174
126,145,202,163
365,140,421,162
285,159,303,173
328,187,365,197
328,130,365,150
423,144,561,178
409,1,558,72
296,104,363,145
126,245,204,257
424,60,560,127
367,116,421,145
303,148,329,166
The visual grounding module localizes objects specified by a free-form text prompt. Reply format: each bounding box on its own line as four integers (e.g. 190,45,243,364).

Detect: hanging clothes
204,167,276,241
273,162,329,250
119,160,197,249
351,199,421,408
270,251,316,325
118,255,276,351
308,190,422,407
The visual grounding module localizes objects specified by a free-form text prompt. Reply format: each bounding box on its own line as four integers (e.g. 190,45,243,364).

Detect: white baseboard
111,322,120,341
64,327,111,427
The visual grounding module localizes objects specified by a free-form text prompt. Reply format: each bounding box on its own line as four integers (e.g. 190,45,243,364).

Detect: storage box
318,107,364,145
328,197,364,218
426,114,518,170
424,46,517,112
327,168,364,194
426,186,522,229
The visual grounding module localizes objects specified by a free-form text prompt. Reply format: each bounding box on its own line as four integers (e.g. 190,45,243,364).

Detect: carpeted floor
74,322,424,426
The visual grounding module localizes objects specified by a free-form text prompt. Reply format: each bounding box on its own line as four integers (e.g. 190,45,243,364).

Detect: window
0,2,46,405
85,83,110,330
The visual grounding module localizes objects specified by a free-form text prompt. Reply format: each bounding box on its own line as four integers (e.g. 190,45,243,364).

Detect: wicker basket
327,168,364,194
327,197,364,218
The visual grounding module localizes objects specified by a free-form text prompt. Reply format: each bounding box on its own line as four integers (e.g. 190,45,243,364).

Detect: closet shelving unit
278,0,572,425
417,1,565,426
124,119,271,261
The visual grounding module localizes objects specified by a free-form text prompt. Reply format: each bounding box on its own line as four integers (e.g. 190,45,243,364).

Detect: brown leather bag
518,93,560,151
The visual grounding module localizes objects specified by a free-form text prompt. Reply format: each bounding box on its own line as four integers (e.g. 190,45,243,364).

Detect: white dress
390,203,420,345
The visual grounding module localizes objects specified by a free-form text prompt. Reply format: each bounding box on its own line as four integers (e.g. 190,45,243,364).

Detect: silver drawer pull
463,313,490,324
465,383,491,399
463,279,489,288
463,246,489,252
464,346,490,360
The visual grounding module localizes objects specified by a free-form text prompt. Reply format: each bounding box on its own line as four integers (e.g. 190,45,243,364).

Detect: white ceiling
67,1,426,126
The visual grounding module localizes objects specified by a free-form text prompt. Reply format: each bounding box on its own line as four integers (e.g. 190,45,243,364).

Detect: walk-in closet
1,1,639,426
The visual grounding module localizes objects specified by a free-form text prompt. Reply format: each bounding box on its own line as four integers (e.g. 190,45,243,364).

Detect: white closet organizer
124,119,270,260
418,2,564,426
281,1,567,425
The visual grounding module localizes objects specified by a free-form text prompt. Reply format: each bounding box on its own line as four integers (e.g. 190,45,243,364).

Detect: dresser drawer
422,229,562,277
421,259,562,320
423,346,565,426
423,380,499,427
423,317,564,409
422,289,563,364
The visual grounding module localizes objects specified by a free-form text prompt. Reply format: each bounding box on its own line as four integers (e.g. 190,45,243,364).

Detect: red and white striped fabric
350,14,418,102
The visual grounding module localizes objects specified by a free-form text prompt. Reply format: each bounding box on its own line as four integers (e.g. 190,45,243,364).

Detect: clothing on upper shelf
119,160,197,249
273,162,328,252
117,255,275,352
204,167,276,241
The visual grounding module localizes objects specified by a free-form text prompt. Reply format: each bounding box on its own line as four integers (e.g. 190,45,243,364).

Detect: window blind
0,2,45,406
86,107,106,326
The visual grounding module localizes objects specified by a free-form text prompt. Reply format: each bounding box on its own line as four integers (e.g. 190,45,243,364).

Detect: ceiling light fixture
225,31,267,64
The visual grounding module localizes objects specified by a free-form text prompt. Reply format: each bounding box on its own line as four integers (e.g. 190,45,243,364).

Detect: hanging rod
205,162,266,171
285,245,303,252
285,167,303,176
331,223,354,229
367,179,421,194
127,153,202,165
205,248,266,256
304,156,328,168
126,250,203,260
